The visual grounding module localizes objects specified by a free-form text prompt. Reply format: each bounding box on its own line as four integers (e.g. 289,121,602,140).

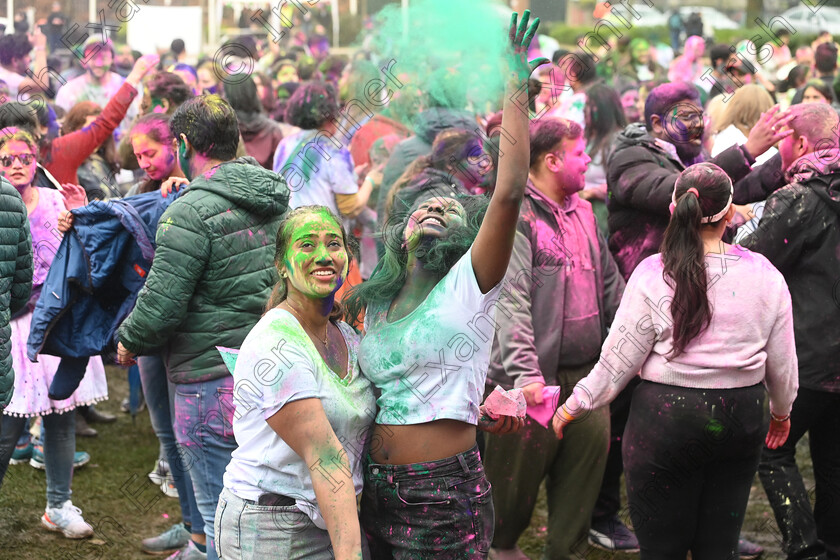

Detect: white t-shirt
359,247,503,425
223,309,376,530
0,66,26,98
272,129,358,216
54,72,141,142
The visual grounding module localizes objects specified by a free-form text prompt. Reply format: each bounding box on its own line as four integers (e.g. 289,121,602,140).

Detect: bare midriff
369,419,477,465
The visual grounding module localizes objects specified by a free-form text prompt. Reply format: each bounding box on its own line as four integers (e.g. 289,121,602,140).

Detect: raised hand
30,24,47,50
59,183,87,210
743,105,794,159
505,10,549,88
127,54,161,87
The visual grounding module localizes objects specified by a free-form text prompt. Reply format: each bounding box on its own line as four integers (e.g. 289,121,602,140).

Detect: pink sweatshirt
567,245,798,418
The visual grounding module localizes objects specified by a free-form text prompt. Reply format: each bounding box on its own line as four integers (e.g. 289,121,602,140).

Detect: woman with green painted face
617,38,666,89
217,206,374,560
343,11,547,559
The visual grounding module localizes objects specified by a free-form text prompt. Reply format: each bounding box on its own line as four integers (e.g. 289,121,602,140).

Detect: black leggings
623,381,767,560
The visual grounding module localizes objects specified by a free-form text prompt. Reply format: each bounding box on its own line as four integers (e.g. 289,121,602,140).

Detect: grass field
0,367,813,559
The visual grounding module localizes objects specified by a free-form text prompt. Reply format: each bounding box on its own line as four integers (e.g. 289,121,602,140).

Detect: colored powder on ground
363,0,510,114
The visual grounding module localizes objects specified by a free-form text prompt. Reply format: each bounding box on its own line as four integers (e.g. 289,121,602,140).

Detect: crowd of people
0,4,836,560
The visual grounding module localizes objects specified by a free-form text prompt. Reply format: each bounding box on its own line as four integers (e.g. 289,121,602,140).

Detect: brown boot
75,414,98,438
80,404,116,424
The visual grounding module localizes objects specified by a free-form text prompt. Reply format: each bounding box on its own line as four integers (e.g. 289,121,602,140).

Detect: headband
671,170,734,224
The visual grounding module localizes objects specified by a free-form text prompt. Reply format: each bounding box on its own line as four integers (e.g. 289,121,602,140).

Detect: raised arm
266,398,363,560
471,10,548,293
48,55,159,181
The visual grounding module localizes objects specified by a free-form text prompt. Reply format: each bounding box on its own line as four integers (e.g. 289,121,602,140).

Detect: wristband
556,406,575,424
770,412,790,422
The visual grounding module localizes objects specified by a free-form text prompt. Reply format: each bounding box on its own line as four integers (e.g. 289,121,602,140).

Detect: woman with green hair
343,10,547,559
618,38,666,88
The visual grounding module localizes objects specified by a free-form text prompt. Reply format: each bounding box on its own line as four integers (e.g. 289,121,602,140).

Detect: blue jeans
0,410,75,508
174,375,237,560
138,354,203,536
361,444,494,559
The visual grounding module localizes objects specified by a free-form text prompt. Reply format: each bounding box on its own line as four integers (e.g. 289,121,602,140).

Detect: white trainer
41,500,94,539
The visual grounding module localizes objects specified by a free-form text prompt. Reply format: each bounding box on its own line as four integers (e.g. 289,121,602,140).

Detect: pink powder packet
525,386,562,428
484,386,528,419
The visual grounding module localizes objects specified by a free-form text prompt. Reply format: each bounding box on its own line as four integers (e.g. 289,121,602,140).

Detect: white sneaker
161,472,179,498
41,500,94,539
148,459,170,486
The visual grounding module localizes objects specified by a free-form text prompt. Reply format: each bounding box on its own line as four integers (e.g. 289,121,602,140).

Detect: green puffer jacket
118,157,290,384
0,178,33,409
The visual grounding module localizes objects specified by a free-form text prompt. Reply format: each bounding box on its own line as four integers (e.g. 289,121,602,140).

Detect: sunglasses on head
0,154,35,167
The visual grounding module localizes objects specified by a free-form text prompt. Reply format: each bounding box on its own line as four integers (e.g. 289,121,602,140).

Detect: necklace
285,301,328,346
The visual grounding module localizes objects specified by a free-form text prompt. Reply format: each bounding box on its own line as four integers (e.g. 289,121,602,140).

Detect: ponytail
263,278,286,315
661,190,709,358
660,162,733,358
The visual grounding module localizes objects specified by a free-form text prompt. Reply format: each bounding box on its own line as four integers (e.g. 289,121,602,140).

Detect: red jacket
349,114,410,168
41,81,137,186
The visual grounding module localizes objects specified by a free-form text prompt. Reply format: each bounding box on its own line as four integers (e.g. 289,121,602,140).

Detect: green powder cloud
365,0,512,113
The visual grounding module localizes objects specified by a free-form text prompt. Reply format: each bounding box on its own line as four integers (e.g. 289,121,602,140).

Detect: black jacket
376,108,476,224
605,123,786,279
741,156,840,392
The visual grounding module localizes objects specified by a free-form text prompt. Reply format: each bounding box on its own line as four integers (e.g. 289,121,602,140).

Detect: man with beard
589,80,792,557
484,117,624,560
112,44,136,78
606,81,790,280
55,36,140,142
742,102,840,560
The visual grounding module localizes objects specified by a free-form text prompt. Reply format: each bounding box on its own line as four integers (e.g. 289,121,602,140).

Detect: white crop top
359,247,503,425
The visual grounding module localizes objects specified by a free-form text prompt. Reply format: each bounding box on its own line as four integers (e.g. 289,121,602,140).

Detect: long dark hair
584,84,627,164
265,206,357,321
63,101,120,171
343,193,489,326
223,74,264,123
660,162,732,358
779,64,809,93
799,79,833,104
146,71,193,114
